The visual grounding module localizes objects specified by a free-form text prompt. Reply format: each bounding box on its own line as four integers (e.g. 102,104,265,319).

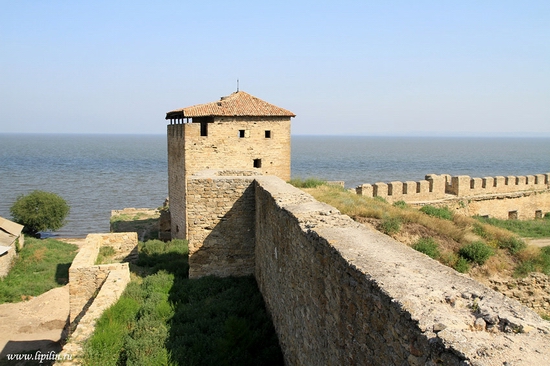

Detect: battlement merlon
356,173,550,200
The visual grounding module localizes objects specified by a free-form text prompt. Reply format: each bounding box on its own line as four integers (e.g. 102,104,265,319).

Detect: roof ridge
166,91,295,119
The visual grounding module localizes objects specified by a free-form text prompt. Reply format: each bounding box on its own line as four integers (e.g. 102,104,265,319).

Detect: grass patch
475,216,550,238
95,246,116,265
419,205,454,221
288,177,327,188
0,238,78,304
412,238,440,259
83,239,283,366
514,246,550,277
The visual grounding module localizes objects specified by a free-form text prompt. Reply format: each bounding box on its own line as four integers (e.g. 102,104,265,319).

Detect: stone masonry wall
430,190,550,220
59,267,130,365
252,176,550,365
0,242,17,278
356,173,550,220
68,233,135,324
185,170,258,278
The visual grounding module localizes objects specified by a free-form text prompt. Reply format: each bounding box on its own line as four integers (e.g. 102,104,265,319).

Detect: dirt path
0,286,69,359
526,238,550,248
0,238,85,362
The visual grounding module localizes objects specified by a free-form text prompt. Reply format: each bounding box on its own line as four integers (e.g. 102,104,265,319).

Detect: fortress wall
449,173,550,197
356,174,448,203
185,170,258,278
253,176,550,365
435,191,550,220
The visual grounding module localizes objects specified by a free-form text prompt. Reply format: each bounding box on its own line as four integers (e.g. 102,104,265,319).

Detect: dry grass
302,184,534,278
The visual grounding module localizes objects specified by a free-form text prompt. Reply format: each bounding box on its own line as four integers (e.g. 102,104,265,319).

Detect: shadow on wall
55,263,71,285
188,183,256,278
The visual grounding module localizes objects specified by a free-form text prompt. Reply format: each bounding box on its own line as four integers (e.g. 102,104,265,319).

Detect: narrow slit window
253,159,262,168
239,130,245,138
200,121,208,136
265,130,272,138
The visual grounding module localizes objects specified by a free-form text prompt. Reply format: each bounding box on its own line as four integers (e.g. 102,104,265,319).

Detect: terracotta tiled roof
166,91,295,119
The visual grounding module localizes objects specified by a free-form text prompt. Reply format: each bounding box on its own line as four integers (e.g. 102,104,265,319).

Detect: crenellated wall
356,174,450,202
356,173,550,220
185,171,550,365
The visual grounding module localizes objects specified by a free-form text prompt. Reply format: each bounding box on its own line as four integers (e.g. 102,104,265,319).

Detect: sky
1,1,549,136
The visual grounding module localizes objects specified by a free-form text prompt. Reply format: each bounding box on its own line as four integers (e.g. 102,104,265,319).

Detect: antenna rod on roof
237,79,239,92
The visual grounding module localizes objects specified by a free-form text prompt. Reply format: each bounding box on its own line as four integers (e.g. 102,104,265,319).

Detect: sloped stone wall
68,233,135,324
253,176,550,365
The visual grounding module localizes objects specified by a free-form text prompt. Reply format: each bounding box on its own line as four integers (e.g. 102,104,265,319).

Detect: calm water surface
1,134,548,237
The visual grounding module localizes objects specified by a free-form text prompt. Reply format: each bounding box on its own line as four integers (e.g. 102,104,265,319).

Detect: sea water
1,134,549,237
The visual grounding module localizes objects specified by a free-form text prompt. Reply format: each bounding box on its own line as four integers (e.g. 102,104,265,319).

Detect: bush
379,216,401,235
498,237,526,255
10,190,70,236
412,238,440,259
419,205,454,221
454,257,470,273
392,200,408,209
459,241,494,265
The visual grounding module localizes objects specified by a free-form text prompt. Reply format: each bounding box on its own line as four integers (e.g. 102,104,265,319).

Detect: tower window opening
201,121,208,136
239,130,245,138
253,159,262,168
265,130,272,138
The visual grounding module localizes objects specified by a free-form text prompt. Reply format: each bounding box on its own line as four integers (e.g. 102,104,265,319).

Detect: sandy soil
0,286,69,359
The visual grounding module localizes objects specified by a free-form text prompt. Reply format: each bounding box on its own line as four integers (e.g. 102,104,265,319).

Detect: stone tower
166,90,295,239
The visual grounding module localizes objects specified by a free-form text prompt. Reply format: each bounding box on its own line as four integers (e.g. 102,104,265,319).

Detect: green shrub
419,205,453,221
392,200,408,209
288,178,326,188
379,216,401,235
459,241,494,265
412,238,440,259
10,190,70,236
454,257,470,273
498,237,526,255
